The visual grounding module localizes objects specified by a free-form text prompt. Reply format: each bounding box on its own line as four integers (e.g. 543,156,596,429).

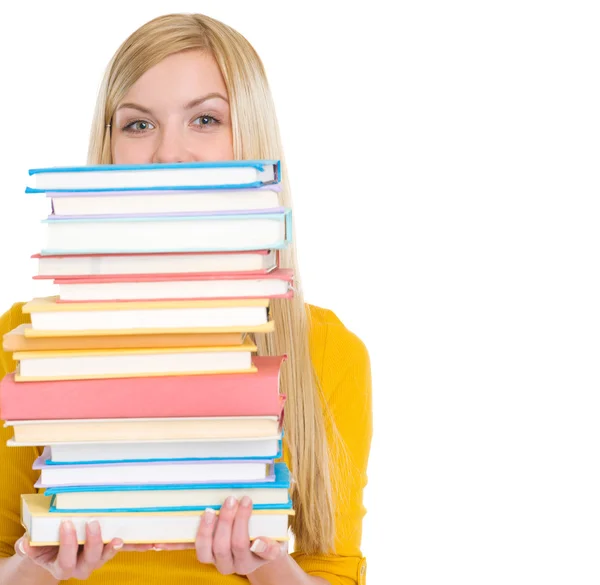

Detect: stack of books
0,161,295,546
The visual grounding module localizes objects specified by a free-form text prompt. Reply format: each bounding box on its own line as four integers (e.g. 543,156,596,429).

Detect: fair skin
0,50,327,584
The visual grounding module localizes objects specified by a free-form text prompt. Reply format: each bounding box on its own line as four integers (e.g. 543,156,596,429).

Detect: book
21,494,293,545
6,415,283,443
9,337,258,382
22,297,270,334
32,250,279,279
41,210,292,255
54,269,294,302
48,184,281,217
26,161,280,192
46,463,291,512
33,454,275,487
1,356,286,419
9,436,283,464
2,324,246,352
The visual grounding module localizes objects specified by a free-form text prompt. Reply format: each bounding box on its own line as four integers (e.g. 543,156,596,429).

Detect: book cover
53,268,294,303
21,493,293,545
12,336,258,381
3,324,246,352
26,160,281,192
32,249,279,279
1,356,286,419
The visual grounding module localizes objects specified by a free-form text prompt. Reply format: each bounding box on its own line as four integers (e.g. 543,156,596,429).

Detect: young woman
0,13,372,585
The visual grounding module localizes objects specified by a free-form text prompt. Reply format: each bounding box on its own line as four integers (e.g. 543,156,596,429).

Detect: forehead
120,50,228,107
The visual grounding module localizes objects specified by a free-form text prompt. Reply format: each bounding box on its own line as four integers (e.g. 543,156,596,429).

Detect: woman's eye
192,115,220,128
124,120,155,132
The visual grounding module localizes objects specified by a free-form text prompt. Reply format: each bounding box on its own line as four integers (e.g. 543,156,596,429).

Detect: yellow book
13,337,257,381
22,296,272,336
22,494,293,546
6,416,281,443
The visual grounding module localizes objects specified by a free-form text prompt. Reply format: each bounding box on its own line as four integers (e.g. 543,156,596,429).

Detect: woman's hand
14,520,154,581
156,496,288,575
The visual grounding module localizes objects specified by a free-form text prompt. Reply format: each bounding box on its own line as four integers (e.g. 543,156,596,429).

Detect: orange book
3,324,246,352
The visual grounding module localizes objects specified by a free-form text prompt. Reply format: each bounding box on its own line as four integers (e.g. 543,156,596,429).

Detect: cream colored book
22,494,293,545
13,337,257,381
6,416,281,443
7,435,283,463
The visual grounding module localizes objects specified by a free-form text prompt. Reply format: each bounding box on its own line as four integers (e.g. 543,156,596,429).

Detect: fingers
211,496,238,574
250,537,287,561
55,521,80,575
231,496,255,571
14,537,27,558
100,538,125,563
195,507,217,564
81,521,104,570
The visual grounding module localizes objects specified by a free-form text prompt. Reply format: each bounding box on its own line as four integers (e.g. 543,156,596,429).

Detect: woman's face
111,50,234,164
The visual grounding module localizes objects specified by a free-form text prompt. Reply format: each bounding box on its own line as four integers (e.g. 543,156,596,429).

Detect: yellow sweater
0,302,371,585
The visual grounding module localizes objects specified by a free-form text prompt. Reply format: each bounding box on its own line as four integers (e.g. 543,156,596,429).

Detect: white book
14,337,256,381
8,435,283,463
23,297,269,333
28,161,280,191
34,250,279,278
48,463,291,511
22,494,293,545
50,186,280,216
56,269,292,302
35,458,272,487
42,211,291,255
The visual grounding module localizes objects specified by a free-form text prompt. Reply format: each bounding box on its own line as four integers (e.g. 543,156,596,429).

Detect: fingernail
113,540,123,550
152,545,163,551
250,539,267,553
226,496,237,509
61,520,75,533
17,539,26,556
203,508,216,525
240,496,252,508
88,521,100,535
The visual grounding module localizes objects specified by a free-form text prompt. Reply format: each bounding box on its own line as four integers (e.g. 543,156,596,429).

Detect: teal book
27,160,280,193
44,463,292,513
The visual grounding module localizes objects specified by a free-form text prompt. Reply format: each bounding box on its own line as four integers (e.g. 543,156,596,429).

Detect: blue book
27,160,281,193
45,462,292,513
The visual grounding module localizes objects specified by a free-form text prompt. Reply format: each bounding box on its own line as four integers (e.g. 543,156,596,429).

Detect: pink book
53,268,294,303
0,356,286,421
32,250,280,280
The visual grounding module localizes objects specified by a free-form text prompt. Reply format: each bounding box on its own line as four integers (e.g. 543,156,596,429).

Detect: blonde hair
87,13,335,554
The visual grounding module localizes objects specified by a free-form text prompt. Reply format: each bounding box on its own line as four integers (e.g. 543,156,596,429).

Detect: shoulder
0,302,29,335
305,303,370,395
0,302,30,379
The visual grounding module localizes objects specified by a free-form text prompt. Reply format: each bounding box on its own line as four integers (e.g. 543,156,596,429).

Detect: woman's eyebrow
116,93,229,115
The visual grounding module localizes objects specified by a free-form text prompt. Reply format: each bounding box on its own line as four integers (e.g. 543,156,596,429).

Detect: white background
1,2,600,583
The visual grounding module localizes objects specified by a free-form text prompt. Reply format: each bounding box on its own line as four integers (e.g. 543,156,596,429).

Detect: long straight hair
87,13,335,554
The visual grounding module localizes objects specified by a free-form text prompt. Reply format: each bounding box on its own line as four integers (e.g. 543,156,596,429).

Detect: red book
0,356,285,421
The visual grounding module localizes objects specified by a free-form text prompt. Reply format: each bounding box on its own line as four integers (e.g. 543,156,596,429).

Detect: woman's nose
152,127,195,163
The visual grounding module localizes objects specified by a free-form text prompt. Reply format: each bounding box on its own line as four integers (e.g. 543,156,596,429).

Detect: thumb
14,537,30,558
249,538,286,561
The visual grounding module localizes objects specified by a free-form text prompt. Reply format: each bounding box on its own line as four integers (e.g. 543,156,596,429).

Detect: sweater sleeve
292,309,372,585
0,302,42,558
